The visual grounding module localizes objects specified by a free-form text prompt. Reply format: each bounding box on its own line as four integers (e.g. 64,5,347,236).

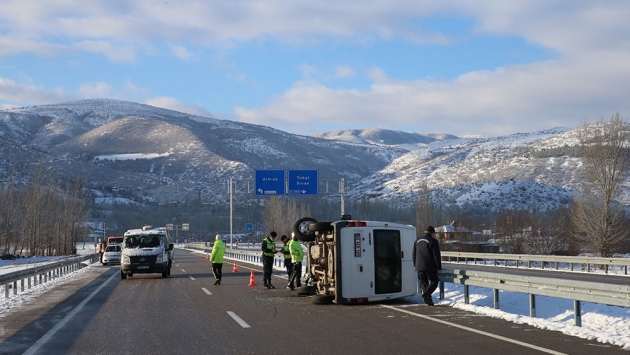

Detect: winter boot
264,280,271,289
268,281,276,289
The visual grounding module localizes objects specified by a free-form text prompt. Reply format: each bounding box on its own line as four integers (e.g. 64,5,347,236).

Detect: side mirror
168,243,174,251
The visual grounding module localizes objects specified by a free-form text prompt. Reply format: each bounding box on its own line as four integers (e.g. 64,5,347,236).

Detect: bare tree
570,114,630,257
263,197,311,237
414,182,435,237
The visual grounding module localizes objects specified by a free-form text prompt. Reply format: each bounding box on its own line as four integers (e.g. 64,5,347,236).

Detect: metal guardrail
441,251,630,275
439,267,630,326
1,254,98,299
184,244,629,326
184,243,286,267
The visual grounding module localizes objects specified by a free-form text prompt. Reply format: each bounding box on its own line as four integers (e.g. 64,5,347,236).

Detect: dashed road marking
202,288,212,295
189,276,195,280
227,311,251,328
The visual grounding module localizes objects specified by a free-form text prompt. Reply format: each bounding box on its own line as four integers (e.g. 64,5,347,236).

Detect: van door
373,229,402,294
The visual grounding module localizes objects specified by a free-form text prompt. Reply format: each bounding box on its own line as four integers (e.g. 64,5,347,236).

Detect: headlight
122,254,130,264
156,253,163,263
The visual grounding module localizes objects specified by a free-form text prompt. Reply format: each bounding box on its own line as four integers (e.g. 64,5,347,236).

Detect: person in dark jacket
412,226,442,306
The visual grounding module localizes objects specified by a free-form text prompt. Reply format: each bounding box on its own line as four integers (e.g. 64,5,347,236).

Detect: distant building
435,221,499,253
434,222,473,241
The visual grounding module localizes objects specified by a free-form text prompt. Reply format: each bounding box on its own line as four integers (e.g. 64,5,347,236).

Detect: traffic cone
206,253,209,261
248,270,257,286
232,260,238,272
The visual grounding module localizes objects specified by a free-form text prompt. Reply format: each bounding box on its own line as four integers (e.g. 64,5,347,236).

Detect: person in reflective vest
261,231,277,289
280,235,293,280
211,234,226,285
287,233,304,290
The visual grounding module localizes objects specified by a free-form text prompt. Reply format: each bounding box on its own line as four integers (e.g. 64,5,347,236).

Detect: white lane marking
379,305,566,355
202,288,212,295
227,311,251,328
189,276,196,280
181,269,186,272
23,271,118,355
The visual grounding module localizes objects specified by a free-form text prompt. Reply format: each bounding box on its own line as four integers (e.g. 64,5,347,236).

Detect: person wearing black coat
412,226,442,306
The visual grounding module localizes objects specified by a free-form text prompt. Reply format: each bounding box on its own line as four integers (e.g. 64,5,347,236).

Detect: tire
312,295,335,305
297,285,316,296
162,268,168,278
102,262,108,266
307,222,333,233
121,270,127,280
293,217,317,242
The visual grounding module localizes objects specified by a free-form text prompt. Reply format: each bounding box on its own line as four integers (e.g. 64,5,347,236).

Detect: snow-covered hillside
0,99,603,212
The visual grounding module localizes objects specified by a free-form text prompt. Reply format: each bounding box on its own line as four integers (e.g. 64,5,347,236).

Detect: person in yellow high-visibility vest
287,233,304,290
261,231,277,289
280,235,293,280
211,234,226,285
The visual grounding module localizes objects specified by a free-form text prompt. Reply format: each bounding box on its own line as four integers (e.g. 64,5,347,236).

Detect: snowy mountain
0,99,604,212
0,99,407,205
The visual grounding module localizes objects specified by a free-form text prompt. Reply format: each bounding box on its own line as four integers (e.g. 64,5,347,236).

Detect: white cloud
171,46,193,61
0,77,74,105
75,40,136,63
145,96,213,118
234,50,630,137
78,82,112,98
334,66,355,78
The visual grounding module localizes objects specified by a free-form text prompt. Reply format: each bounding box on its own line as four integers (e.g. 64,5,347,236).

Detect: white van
293,216,417,304
120,225,174,279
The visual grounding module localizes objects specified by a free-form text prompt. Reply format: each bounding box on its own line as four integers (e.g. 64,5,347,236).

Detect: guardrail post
493,289,499,309
574,300,582,327
28,276,32,289
464,285,470,304
4,284,8,298
529,294,536,317
13,281,17,295
439,281,444,300
21,279,24,292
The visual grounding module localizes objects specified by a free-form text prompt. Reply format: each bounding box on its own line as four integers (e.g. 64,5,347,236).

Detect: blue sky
1,1,629,137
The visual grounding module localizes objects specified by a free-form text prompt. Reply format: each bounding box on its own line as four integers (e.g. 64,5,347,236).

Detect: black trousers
284,258,293,277
289,261,302,287
417,269,439,296
262,255,274,282
212,262,223,280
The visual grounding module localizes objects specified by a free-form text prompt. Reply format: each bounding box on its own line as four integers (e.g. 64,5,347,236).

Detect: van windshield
124,235,163,249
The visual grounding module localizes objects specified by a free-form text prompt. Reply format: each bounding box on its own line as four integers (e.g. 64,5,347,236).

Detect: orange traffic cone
232,260,238,272
248,270,257,286
206,253,209,261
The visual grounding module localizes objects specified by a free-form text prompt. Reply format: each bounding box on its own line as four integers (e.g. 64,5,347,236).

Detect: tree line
0,166,90,256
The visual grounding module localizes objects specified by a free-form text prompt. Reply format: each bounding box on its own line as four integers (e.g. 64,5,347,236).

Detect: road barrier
184,244,630,326
439,267,630,326
442,251,630,275
1,254,97,299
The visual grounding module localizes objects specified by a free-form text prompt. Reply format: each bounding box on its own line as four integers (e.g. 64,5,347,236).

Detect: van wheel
297,285,316,296
162,269,168,278
102,262,108,266
293,217,317,242
121,271,127,280
312,295,334,305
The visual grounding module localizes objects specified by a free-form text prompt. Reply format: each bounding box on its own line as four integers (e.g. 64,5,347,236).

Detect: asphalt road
0,249,627,355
